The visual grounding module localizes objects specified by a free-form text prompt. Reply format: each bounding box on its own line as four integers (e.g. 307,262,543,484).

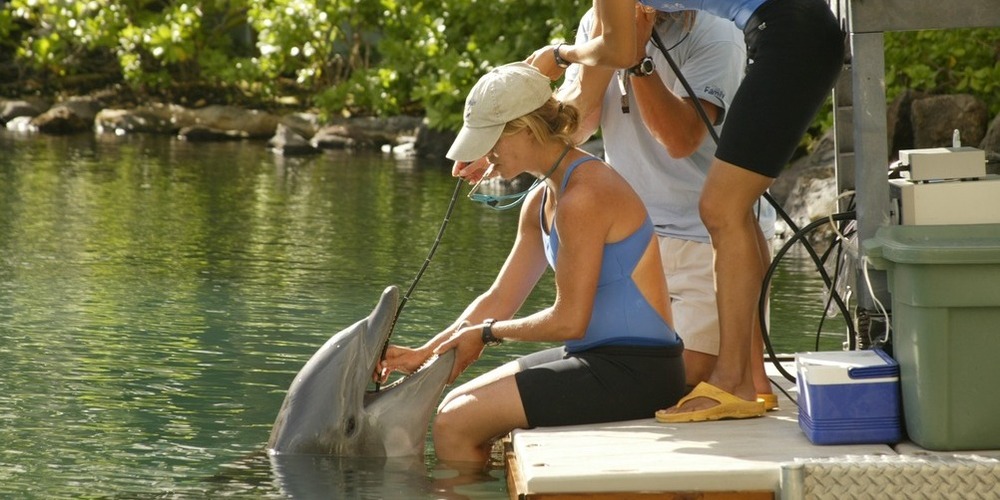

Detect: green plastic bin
865,223,1000,451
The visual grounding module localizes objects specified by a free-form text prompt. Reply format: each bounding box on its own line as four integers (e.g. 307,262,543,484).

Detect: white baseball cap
446,62,553,162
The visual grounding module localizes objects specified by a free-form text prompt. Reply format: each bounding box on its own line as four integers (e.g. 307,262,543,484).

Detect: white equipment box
899,146,985,181
890,147,999,225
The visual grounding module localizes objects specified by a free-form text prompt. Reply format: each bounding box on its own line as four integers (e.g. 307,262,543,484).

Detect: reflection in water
0,132,843,498
267,454,507,500
0,132,522,498
270,455,435,499
768,245,851,353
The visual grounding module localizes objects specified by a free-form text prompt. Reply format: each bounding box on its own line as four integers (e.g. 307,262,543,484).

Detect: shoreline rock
2,91,997,187
1,94,453,161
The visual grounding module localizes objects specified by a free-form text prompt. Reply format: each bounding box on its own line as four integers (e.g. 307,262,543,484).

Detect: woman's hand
452,156,491,181
374,345,433,383
434,324,487,384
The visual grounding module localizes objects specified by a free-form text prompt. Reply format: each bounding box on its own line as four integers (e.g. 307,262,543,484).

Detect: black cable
374,177,464,391
394,177,464,326
759,211,856,381
650,30,721,146
815,246,838,351
814,219,856,350
813,216,847,350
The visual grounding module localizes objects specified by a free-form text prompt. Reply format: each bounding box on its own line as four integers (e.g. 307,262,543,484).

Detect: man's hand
635,5,656,63
525,44,568,81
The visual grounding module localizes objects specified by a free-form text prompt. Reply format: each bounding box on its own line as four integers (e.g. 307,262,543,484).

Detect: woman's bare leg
433,362,528,465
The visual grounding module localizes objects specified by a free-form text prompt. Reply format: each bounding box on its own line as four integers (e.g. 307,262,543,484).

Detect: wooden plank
505,436,524,499
506,434,773,500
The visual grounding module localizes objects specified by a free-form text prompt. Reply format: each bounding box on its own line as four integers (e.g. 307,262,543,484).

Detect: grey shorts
514,344,686,428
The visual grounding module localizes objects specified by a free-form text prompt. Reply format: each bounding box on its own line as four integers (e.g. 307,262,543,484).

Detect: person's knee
433,396,467,440
699,191,764,239
434,402,482,458
698,192,730,235
432,411,454,442
438,389,458,413
432,410,459,451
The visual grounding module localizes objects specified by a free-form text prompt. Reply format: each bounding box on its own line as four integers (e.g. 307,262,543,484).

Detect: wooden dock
505,361,1000,499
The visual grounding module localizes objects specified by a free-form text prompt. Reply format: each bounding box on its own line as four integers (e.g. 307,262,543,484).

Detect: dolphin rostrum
267,285,456,457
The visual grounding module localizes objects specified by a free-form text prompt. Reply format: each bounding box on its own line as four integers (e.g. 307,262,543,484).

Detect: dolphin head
267,285,456,457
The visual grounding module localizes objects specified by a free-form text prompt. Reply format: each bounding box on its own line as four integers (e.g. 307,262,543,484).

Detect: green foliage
315,0,589,129
2,1,998,135
885,28,1000,116
798,27,1000,156
0,0,587,128
0,0,119,77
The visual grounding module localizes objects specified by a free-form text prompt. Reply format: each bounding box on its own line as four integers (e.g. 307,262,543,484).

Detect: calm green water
0,131,844,498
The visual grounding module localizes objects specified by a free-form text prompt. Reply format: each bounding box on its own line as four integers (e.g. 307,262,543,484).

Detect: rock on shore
1,94,455,161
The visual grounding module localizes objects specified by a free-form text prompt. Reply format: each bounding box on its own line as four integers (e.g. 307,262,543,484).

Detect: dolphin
267,285,456,457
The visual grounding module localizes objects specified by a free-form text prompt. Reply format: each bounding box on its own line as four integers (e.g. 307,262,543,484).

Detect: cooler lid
796,349,899,385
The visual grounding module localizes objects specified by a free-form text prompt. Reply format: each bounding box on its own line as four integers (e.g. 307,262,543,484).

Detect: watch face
640,58,654,75
631,57,654,76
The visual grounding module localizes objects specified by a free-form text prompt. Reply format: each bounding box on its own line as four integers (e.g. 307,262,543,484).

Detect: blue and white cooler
795,349,902,445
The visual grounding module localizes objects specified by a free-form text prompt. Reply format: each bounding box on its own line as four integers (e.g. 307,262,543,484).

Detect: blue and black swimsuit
514,157,687,428
541,156,682,352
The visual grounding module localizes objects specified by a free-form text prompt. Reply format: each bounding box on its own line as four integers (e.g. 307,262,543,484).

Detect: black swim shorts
514,344,686,428
716,0,845,178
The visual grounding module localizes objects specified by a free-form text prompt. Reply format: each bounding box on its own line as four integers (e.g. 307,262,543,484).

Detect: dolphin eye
344,416,357,437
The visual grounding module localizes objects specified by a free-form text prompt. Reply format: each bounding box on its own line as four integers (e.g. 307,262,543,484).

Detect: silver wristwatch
628,56,655,77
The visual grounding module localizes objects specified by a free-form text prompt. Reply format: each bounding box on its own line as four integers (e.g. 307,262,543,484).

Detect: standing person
377,62,687,467
530,0,844,422
558,7,778,412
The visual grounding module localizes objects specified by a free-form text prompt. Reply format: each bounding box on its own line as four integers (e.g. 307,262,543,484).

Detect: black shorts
716,0,845,178
514,344,686,428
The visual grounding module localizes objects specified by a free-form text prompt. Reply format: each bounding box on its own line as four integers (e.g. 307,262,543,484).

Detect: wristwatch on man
481,319,503,346
628,56,655,77
553,44,571,69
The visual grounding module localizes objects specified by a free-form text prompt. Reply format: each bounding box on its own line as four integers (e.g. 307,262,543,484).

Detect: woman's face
486,129,534,179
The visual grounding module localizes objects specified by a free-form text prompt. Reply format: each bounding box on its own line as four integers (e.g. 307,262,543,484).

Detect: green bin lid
867,224,1000,265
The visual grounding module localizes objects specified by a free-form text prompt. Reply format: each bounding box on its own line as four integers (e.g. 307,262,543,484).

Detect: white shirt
567,10,775,243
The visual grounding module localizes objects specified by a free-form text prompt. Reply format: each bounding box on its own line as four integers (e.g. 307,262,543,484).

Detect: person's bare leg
752,222,773,396
433,363,528,466
751,328,772,396
683,349,716,389
664,159,773,414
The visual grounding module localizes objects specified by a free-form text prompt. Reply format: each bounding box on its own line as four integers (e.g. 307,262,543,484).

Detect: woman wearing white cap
377,62,687,466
